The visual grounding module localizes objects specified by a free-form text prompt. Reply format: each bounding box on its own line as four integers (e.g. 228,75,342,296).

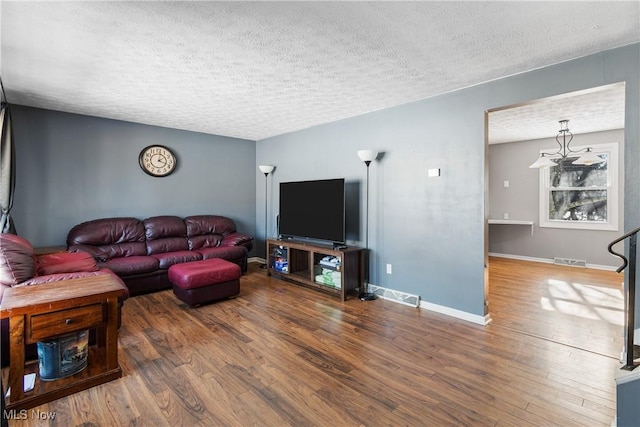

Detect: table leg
8,316,25,404
105,296,119,371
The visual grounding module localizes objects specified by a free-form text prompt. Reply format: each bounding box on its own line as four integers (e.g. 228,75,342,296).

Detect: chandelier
529,120,605,168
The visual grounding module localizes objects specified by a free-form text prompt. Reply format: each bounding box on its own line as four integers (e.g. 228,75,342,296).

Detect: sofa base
120,270,172,296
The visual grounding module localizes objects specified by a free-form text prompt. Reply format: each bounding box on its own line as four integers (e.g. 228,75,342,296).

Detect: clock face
139,145,177,177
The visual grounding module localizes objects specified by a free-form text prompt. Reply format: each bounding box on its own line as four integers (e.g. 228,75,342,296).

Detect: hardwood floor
488,257,624,359
6,258,624,426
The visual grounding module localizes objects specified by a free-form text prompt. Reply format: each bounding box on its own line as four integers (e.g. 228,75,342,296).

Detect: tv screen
279,178,345,244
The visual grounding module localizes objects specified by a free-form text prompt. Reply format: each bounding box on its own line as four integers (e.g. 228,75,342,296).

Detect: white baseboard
419,300,492,325
488,252,618,272
249,257,264,264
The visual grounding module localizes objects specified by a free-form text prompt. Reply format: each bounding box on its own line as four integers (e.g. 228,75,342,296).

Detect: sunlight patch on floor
539,278,624,325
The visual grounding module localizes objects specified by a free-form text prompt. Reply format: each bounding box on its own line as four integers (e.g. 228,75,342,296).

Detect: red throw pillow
0,233,36,286
36,251,98,276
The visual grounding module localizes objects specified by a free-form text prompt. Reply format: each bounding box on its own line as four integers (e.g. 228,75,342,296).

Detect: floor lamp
259,164,275,269
357,150,378,301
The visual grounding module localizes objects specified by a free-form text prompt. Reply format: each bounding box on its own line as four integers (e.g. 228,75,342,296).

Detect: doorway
484,83,626,357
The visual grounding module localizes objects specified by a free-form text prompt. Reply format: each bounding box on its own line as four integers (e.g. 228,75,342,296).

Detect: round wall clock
138,145,177,177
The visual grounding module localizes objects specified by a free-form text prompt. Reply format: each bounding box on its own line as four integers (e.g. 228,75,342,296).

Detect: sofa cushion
185,215,237,250
37,251,98,276
151,251,202,269
188,234,222,250
144,216,186,240
67,217,147,259
97,242,148,259
0,234,36,286
185,215,237,235
220,232,254,251
68,245,110,262
196,245,248,261
98,256,159,276
144,216,189,255
147,237,189,255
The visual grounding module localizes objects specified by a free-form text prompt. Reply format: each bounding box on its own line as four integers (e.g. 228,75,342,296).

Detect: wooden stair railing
608,225,640,371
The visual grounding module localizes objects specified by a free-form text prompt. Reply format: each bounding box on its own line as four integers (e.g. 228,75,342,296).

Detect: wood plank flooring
488,257,624,359
6,258,624,426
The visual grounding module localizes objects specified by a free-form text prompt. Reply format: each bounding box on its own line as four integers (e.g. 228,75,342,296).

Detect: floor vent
553,257,587,268
368,285,420,307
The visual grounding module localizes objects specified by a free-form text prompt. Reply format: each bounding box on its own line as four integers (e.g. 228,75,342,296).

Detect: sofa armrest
36,251,98,275
220,232,254,251
68,245,109,262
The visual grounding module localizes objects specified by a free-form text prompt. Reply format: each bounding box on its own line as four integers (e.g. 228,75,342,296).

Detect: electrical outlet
503,213,509,220
386,264,392,274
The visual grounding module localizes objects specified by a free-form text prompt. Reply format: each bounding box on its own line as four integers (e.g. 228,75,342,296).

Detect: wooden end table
1,275,126,410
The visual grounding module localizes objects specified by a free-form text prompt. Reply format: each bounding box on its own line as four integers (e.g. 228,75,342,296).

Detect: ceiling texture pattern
1,1,639,141
489,83,627,144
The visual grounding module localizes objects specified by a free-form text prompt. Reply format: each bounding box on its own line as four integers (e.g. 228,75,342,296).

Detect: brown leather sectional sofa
66,215,254,296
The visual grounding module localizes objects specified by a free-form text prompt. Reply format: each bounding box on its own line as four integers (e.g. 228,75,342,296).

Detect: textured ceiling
1,1,639,141
489,82,626,144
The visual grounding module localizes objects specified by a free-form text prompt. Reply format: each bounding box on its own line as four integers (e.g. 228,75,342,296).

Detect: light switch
504,180,509,188
428,168,440,177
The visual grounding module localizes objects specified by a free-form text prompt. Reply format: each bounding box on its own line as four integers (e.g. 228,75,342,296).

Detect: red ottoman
168,259,241,307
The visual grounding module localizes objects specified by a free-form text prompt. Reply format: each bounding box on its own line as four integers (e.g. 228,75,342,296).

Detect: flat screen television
279,178,345,244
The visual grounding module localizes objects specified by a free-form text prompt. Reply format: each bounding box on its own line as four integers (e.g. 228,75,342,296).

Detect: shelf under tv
266,239,365,301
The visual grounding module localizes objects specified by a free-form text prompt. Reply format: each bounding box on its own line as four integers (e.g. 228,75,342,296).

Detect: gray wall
489,129,624,268
257,44,640,319
258,95,488,317
11,106,257,250
617,373,640,426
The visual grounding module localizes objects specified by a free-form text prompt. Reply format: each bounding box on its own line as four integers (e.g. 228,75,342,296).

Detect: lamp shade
572,150,605,166
357,150,378,163
258,165,275,174
529,154,556,168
